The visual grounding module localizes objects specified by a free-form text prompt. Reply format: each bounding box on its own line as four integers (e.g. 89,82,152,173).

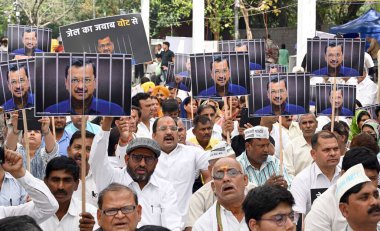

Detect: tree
17,0,77,27
205,0,235,40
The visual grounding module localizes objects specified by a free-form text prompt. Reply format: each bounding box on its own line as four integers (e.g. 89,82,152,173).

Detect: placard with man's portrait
306,38,365,77
7,25,51,56
218,39,265,72
249,73,310,116
35,53,132,116
166,54,191,92
190,52,250,99
60,14,151,64
315,83,356,116
0,58,35,112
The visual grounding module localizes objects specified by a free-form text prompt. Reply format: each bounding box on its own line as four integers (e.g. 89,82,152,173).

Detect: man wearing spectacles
40,156,98,230
152,116,211,221
90,117,182,230
3,63,34,111
198,55,247,97
96,183,141,231
44,59,125,115
192,157,249,230
97,36,114,54
242,184,295,231
255,76,305,116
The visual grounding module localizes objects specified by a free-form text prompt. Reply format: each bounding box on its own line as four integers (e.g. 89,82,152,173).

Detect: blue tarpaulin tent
330,9,380,47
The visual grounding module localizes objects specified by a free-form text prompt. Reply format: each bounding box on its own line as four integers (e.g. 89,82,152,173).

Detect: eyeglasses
212,168,242,180
259,212,295,226
130,154,156,165
102,205,136,216
10,79,27,86
71,78,94,85
157,125,178,132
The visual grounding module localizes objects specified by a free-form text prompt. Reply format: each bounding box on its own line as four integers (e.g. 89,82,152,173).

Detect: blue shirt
65,121,101,135
12,48,43,55
166,81,189,91
0,172,27,206
250,62,263,71
255,102,306,116
44,97,125,116
41,130,72,156
2,93,34,111
198,83,247,97
320,107,353,116
312,66,359,77
237,151,292,189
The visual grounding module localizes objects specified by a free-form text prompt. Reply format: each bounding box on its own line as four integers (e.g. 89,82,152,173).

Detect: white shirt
39,197,98,231
192,202,249,231
89,130,183,230
155,144,209,219
283,136,313,178
305,184,380,231
0,171,58,224
291,162,341,215
316,116,350,132
186,124,223,141
185,182,256,228
364,52,375,69
357,76,378,106
72,171,98,207
136,118,154,138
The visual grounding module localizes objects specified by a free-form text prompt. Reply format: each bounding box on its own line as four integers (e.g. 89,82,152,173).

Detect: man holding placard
255,77,305,115
198,56,247,97
2,64,34,111
44,59,125,115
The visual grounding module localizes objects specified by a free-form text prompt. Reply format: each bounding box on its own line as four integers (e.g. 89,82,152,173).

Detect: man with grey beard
89,117,182,230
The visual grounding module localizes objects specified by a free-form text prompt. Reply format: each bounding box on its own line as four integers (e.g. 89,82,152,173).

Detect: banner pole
22,109,30,172
331,77,337,132
279,116,283,175
81,116,86,213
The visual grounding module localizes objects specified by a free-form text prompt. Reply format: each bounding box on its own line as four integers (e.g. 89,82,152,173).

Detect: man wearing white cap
184,142,256,230
305,147,380,231
237,126,292,188
337,164,380,231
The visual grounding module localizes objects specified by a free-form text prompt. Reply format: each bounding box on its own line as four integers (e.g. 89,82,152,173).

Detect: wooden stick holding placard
377,51,380,103
22,109,30,171
279,116,283,176
223,97,231,144
330,77,337,132
51,117,56,140
190,97,194,120
80,116,86,213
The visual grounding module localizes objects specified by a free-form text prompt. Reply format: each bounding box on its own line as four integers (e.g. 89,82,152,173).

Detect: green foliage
150,0,192,37
205,0,235,40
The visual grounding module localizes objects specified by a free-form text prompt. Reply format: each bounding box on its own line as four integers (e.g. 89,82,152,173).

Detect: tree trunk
239,0,252,39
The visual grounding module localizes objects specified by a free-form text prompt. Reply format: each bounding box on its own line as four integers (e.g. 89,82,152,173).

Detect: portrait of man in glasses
2,63,34,111
44,58,125,115
255,76,305,116
97,36,114,54
198,55,247,97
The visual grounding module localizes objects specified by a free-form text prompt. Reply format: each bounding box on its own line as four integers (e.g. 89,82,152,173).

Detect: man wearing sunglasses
192,157,249,230
90,117,182,230
242,184,295,231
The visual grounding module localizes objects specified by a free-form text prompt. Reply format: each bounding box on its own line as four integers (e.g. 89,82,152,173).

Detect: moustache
368,205,380,215
54,189,68,196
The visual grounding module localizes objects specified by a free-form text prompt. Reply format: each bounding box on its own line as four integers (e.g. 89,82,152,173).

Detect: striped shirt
237,151,292,189
17,143,59,180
